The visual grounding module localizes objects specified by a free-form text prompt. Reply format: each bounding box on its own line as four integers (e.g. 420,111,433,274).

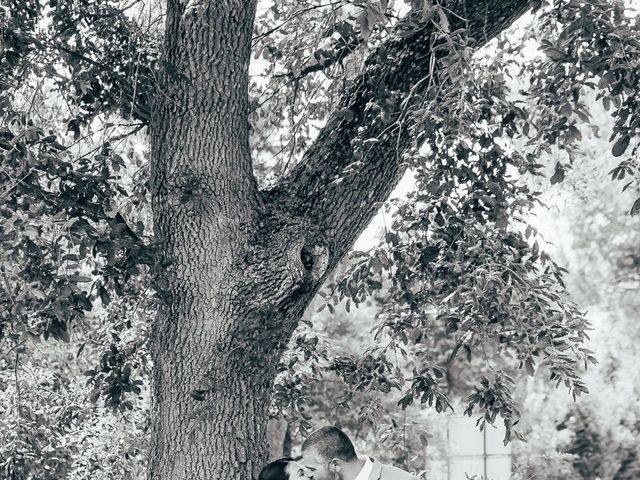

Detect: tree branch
267,0,533,269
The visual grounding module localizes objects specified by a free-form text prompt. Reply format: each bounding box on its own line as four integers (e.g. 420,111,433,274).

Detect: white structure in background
447,416,512,480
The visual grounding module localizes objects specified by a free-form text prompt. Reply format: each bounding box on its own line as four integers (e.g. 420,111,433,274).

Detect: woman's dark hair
258,457,295,480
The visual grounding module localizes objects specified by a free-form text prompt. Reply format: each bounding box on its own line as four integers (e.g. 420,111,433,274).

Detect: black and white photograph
0,0,639,479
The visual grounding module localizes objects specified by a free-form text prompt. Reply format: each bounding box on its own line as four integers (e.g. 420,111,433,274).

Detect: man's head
301,426,358,480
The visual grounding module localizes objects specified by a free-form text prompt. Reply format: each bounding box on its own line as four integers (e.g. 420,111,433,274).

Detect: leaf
437,8,449,32
544,48,565,61
357,11,371,41
336,107,354,122
612,134,630,157
568,125,582,141
99,285,112,306
67,275,93,283
630,197,640,216
463,344,472,362
421,245,439,263
89,388,100,403
609,166,625,180
367,6,385,29
550,163,565,184
525,357,535,377
385,231,399,246
59,329,71,343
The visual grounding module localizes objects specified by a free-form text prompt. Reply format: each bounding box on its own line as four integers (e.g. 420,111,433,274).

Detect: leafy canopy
1,0,639,448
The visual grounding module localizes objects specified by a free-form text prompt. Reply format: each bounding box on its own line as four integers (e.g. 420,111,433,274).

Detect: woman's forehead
285,460,303,472
287,460,302,470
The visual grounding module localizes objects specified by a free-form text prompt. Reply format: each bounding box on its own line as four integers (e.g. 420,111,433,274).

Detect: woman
259,457,308,480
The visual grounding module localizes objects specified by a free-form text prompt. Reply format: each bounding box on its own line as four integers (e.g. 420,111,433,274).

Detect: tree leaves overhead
313,0,637,442
0,116,154,339
524,0,640,212
1,1,158,353
3,1,158,123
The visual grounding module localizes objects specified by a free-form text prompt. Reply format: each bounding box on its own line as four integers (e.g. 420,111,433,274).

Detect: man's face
301,448,333,480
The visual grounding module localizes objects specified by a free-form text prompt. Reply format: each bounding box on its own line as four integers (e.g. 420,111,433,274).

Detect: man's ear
329,458,342,474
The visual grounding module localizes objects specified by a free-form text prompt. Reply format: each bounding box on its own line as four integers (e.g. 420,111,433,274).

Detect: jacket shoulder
380,463,421,480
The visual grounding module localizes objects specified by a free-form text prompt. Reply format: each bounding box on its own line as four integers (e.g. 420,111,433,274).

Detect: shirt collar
353,457,374,480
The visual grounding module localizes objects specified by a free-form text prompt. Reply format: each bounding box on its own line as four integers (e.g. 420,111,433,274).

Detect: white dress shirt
353,457,374,480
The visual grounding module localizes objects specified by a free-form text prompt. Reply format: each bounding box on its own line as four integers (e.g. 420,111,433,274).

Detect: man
301,426,419,480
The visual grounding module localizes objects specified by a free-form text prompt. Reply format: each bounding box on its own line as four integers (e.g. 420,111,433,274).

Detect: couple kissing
259,426,418,480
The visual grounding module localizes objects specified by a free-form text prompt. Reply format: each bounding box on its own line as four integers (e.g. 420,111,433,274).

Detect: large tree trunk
147,1,273,478
145,0,533,478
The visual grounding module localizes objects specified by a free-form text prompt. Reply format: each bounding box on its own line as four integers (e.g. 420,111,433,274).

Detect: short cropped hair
301,426,357,462
258,457,295,480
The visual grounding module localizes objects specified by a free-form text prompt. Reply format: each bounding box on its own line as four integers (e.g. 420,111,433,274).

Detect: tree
509,108,640,480
2,0,639,479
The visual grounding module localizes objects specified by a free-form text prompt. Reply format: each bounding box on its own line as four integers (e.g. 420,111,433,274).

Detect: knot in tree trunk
241,212,330,311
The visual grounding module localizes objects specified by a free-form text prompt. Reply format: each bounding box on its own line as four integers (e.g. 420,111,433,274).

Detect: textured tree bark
146,1,534,479
148,1,269,479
